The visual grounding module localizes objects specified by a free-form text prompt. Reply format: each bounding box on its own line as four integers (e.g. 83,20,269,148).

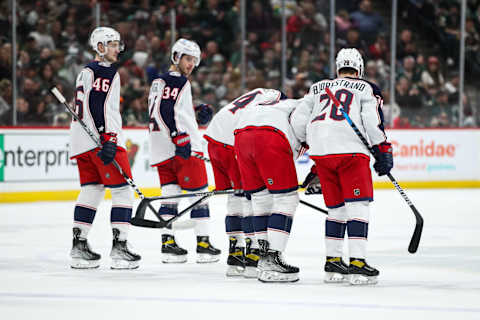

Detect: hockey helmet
89,27,124,56
336,48,364,78
171,38,201,67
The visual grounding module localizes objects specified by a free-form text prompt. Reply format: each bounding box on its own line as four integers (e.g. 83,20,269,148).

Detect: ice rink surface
1,188,479,320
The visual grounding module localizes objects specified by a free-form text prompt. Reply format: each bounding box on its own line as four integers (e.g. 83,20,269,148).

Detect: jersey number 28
313,89,353,122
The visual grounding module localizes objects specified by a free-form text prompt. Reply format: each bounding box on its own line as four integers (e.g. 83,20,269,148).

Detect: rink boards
0,127,479,202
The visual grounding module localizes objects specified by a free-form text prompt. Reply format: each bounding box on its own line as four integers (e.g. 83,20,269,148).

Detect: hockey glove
301,165,322,195
171,131,191,159
97,133,117,165
372,142,393,176
194,104,214,125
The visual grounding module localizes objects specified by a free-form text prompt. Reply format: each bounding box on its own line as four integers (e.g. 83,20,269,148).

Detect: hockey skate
110,229,141,269
226,237,245,277
257,241,299,283
196,236,221,263
70,227,101,269
324,256,349,283
244,238,259,278
162,234,188,263
348,258,379,285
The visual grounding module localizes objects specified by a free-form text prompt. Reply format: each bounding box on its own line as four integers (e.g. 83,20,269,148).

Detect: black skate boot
162,234,188,263
324,256,349,283
257,240,299,283
226,237,245,276
70,227,101,269
110,228,141,270
348,258,379,285
196,236,221,263
244,237,260,278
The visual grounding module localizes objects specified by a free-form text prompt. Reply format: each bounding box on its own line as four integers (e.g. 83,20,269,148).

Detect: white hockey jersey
70,61,126,158
290,77,387,157
234,98,305,158
204,88,284,147
148,71,203,165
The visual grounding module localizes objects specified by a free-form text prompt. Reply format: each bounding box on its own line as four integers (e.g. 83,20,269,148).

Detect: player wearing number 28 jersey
291,48,393,285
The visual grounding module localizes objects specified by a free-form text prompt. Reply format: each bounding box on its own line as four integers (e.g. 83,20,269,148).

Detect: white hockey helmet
336,48,364,78
89,27,124,56
171,38,201,67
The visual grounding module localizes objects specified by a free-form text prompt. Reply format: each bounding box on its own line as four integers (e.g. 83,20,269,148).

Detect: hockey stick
49,86,194,230
325,87,423,253
131,195,210,229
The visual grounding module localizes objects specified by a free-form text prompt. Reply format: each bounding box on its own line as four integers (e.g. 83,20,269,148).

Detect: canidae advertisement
0,129,479,185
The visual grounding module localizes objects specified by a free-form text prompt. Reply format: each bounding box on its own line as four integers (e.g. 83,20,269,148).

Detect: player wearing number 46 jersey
69,27,140,270
148,38,220,264
291,48,394,285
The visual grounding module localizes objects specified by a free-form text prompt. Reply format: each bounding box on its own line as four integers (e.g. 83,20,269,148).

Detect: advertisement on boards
0,129,479,187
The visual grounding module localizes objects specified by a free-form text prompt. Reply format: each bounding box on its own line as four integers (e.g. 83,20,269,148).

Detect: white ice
1,189,479,320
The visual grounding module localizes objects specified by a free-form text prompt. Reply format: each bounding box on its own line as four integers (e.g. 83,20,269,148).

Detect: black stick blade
408,207,424,253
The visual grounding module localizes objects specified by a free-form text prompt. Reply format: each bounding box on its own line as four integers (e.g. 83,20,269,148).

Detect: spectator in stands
350,0,384,43
335,10,352,37
420,56,445,90
397,29,418,60
368,32,389,61
0,79,11,121
29,18,55,50
398,56,421,84
337,28,368,56
395,76,423,121
364,60,388,90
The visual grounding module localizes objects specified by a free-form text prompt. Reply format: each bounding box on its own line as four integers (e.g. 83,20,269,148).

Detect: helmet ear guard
335,48,364,78
170,38,201,67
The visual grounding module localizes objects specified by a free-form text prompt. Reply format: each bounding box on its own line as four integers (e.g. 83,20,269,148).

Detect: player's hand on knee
171,131,191,159
194,104,214,125
97,132,117,165
372,142,393,176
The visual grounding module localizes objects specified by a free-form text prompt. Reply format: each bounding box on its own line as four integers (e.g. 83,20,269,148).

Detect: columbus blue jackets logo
354,188,360,196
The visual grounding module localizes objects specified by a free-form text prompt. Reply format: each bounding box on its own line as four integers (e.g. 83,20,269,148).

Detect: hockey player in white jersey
290,48,393,285
148,38,220,263
69,27,140,269
204,88,286,277
233,97,307,283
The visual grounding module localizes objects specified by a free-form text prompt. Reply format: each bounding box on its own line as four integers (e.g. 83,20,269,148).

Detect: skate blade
196,253,220,264
243,266,258,279
226,265,245,277
258,270,299,283
324,272,348,283
162,253,187,264
349,274,378,285
71,258,100,269
110,259,140,270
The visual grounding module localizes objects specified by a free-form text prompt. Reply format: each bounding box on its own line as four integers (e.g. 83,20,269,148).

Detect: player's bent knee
345,201,370,221
272,191,299,215
251,189,273,215
227,194,243,216
77,184,105,209
111,185,134,207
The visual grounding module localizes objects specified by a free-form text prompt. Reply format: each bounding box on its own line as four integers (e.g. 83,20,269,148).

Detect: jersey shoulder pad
85,61,117,80
360,79,383,98
159,71,188,90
